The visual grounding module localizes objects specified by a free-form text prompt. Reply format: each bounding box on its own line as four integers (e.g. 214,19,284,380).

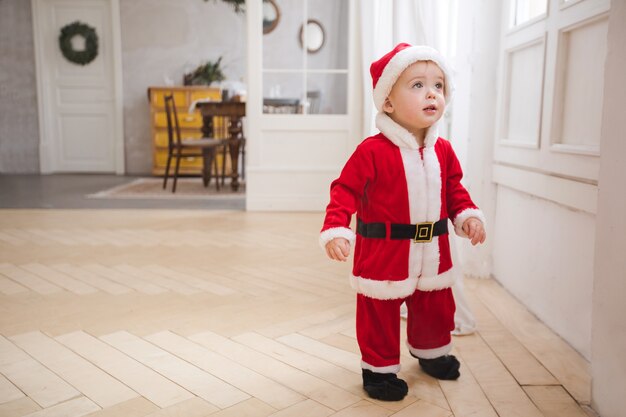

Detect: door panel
34,0,122,173
493,0,609,189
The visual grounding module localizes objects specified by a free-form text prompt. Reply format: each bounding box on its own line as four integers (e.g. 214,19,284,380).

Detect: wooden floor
0,210,596,417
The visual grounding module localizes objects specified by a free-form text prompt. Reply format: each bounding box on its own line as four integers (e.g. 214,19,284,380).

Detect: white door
246,0,360,210
32,0,124,173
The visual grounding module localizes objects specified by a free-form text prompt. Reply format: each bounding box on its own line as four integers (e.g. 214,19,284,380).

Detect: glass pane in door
263,0,305,70
263,72,304,114
306,73,347,114
512,0,547,26
305,0,349,70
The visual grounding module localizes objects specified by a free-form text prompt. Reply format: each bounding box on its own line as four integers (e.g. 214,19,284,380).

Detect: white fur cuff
319,227,356,249
361,360,401,374
453,208,486,238
406,341,453,359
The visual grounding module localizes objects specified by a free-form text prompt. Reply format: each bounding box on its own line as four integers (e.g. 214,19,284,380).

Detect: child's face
383,61,446,136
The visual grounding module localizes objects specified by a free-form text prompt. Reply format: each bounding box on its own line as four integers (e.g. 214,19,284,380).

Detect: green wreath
58,21,99,66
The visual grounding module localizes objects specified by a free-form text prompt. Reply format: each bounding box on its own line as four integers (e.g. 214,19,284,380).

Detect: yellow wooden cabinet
148,86,222,176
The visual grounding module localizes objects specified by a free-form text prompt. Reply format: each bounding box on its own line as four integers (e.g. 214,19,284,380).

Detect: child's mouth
423,105,437,113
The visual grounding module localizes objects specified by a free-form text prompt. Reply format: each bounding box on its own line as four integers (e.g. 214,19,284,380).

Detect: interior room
0,0,624,416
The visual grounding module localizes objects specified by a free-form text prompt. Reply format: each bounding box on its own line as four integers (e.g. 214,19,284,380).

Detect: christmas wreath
58,21,99,65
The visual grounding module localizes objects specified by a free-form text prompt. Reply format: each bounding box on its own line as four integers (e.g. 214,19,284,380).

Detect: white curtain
358,0,450,137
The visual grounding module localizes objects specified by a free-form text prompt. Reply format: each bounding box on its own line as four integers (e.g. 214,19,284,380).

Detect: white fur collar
375,112,439,149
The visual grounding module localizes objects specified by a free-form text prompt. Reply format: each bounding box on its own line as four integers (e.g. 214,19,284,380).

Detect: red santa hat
370,43,454,112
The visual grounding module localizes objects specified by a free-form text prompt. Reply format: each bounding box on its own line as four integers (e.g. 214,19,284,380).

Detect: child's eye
413,81,423,88
435,82,444,89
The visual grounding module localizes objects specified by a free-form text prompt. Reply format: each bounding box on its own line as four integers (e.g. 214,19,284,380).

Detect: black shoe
362,369,408,401
413,354,460,380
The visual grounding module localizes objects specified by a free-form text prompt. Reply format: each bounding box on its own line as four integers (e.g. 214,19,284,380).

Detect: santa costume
320,44,485,399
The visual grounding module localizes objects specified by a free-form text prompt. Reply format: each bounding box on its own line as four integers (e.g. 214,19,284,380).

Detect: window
511,0,548,27
262,0,349,115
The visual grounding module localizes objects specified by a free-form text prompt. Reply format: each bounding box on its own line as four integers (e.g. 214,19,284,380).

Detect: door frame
31,0,125,174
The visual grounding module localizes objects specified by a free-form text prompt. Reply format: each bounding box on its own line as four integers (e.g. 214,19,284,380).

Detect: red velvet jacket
320,113,484,300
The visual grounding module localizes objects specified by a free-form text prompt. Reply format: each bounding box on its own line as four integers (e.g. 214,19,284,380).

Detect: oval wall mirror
299,19,325,53
262,0,280,34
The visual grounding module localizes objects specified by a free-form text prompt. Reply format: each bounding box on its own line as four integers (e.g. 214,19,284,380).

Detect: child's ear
382,97,394,113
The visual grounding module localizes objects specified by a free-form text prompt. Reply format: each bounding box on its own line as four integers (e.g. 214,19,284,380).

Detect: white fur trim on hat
373,45,455,112
319,227,356,249
452,208,486,238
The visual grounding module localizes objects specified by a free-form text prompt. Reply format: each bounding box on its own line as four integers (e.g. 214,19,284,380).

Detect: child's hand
462,218,486,246
325,238,351,262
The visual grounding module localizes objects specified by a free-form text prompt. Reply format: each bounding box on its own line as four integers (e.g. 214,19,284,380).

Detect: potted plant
203,0,245,13
183,57,226,86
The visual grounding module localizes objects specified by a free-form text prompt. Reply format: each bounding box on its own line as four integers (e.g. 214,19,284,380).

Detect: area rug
87,178,245,200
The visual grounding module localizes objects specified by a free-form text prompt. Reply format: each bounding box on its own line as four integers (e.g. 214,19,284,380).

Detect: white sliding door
246,0,359,210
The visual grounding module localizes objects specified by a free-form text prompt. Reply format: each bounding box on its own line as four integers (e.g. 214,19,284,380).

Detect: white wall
1,0,247,175
591,0,626,414
0,0,40,173
120,0,246,174
493,187,595,358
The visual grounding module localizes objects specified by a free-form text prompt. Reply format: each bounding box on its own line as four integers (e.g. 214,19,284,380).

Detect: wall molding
492,162,597,214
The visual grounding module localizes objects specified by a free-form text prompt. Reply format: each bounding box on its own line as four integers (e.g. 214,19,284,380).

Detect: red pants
356,288,455,373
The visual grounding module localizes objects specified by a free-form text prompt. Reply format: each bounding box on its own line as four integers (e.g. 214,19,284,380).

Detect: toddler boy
320,43,486,401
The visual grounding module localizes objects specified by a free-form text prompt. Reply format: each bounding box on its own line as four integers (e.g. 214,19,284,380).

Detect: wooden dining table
196,101,246,192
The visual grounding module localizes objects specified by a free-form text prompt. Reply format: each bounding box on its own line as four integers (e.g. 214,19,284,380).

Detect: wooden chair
214,114,246,186
206,114,233,187
196,101,246,190
162,94,224,193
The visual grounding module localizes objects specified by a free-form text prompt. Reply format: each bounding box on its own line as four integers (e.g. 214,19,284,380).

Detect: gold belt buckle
414,222,434,243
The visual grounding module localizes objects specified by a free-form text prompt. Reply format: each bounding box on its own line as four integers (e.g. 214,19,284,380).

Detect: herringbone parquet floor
0,210,595,416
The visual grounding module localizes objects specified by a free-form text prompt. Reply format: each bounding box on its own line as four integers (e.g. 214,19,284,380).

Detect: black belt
357,218,448,243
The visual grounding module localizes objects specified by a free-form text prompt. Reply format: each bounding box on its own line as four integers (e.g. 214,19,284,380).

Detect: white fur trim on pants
350,267,457,300
452,208,486,238
407,341,453,359
361,360,401,374
319,227,356,249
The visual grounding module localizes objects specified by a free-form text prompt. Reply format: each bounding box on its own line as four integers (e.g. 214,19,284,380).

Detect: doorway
32,0,124,174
